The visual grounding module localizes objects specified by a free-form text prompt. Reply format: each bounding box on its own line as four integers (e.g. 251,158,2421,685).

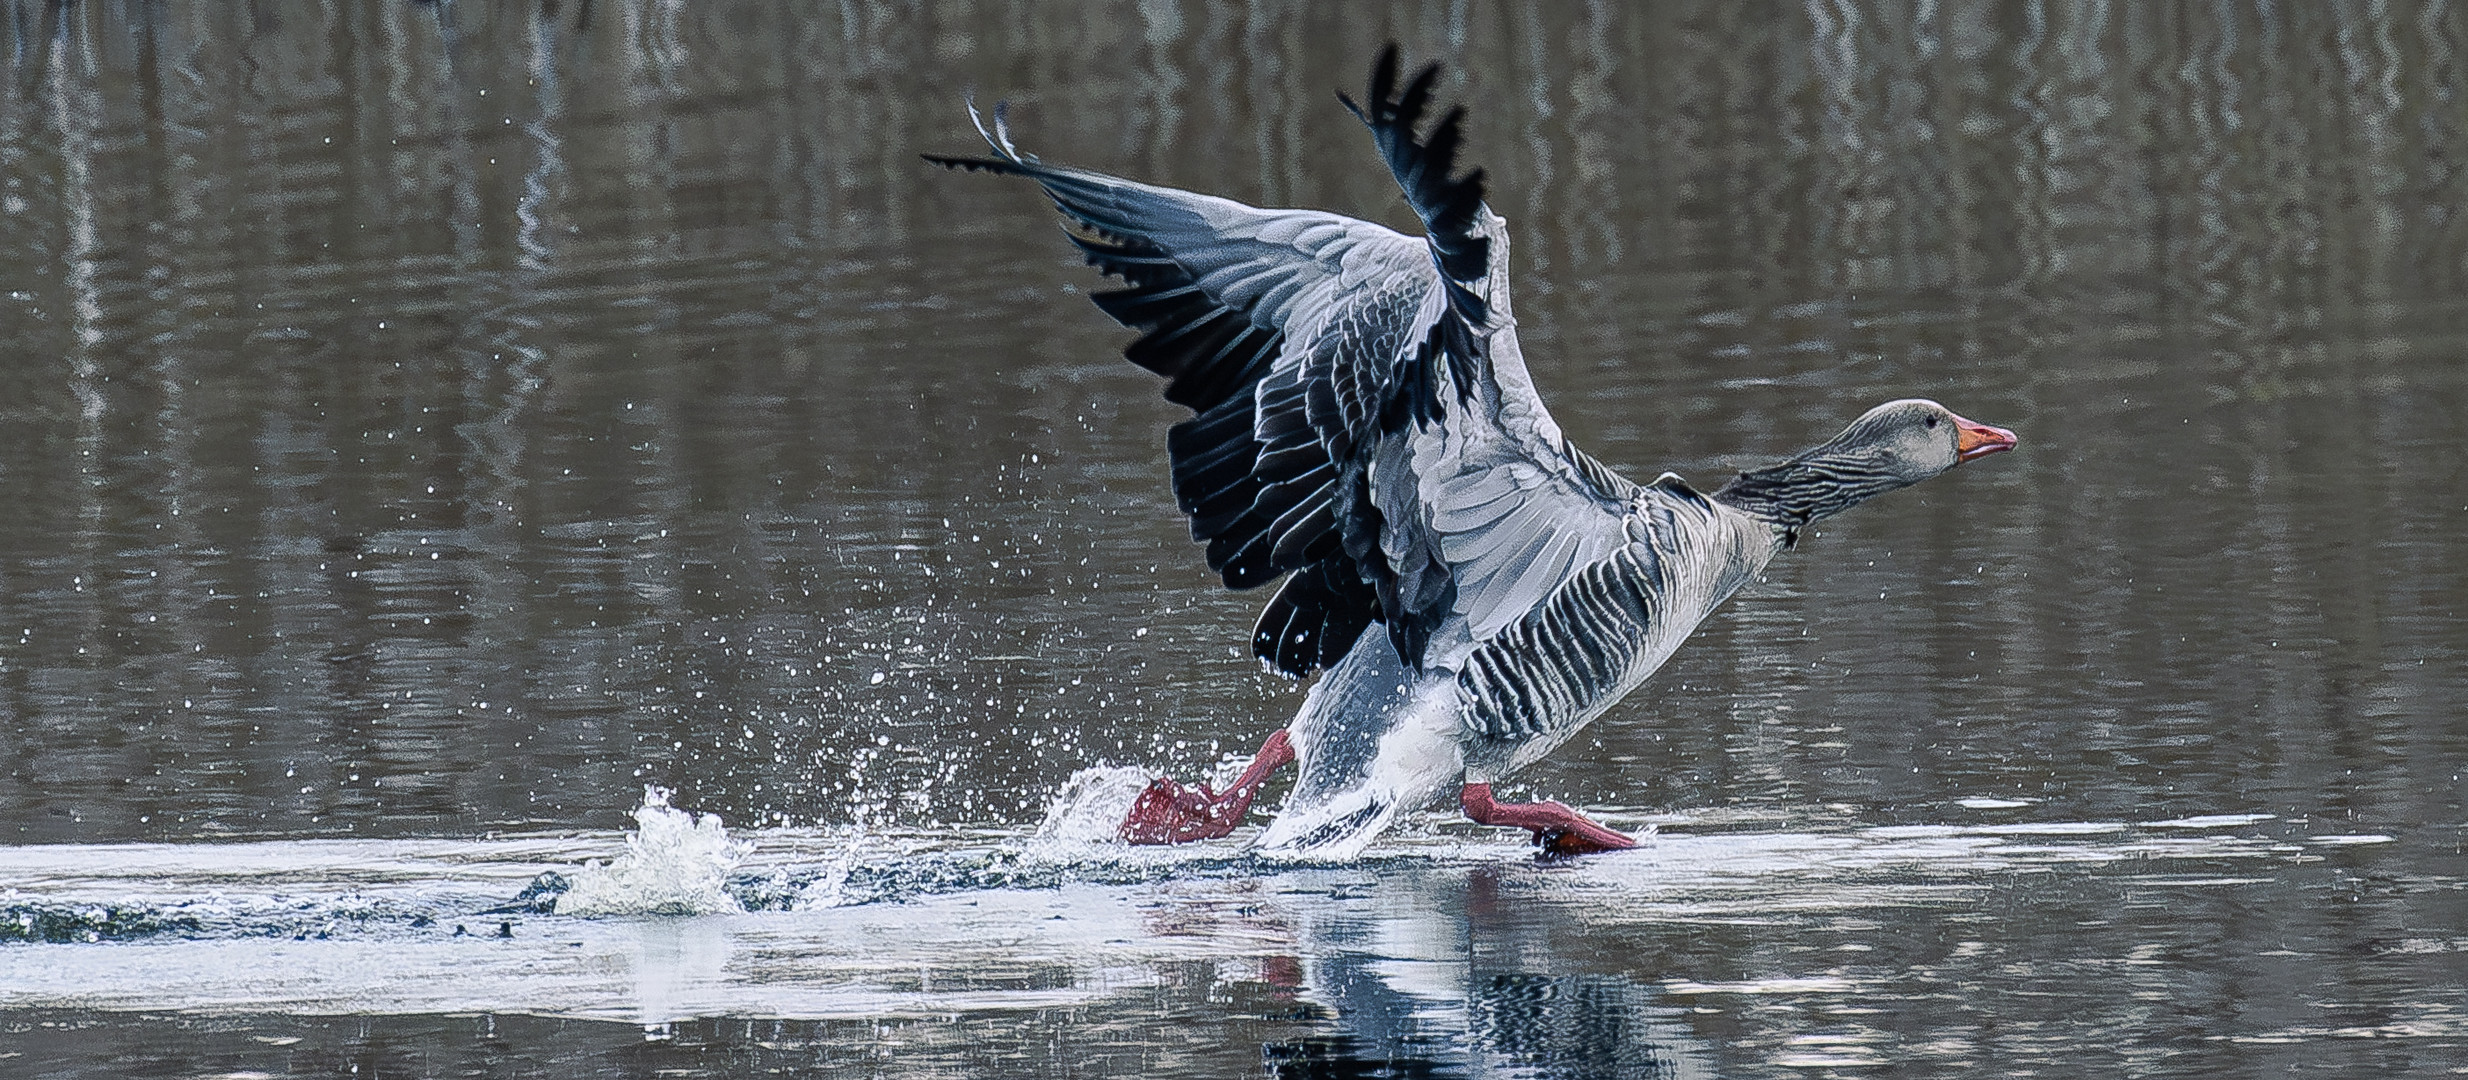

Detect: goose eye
1924,416,1939,429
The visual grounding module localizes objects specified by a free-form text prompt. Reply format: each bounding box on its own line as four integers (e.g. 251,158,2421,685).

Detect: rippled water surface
4,2,2466,1076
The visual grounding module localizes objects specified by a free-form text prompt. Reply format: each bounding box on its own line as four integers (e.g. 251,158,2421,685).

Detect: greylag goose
930,47,2016,858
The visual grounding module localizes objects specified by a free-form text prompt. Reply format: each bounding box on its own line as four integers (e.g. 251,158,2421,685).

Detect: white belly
1253,633,1463,860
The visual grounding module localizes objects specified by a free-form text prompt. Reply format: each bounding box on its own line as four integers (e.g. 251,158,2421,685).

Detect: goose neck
1711,449,1908,535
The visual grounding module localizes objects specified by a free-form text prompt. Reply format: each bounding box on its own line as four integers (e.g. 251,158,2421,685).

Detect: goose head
1716,399,2017,530
1819,398,2017,484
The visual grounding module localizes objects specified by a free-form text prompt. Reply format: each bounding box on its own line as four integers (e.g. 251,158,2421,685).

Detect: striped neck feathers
1712,446,1916,537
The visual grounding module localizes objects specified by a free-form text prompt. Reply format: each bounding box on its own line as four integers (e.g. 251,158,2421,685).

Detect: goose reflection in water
1246,864,1714,1079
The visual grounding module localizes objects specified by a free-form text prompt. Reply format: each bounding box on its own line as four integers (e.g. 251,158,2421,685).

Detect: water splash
789,828,867,910
556,788,754,917
1028,765,1151,846
0,809,2314,954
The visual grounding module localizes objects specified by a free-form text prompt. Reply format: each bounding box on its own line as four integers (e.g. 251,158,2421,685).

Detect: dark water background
3,1,2466,1077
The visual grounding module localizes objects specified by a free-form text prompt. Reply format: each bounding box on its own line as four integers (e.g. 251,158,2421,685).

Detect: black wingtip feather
922,153,1030,176
1346,44,1492,306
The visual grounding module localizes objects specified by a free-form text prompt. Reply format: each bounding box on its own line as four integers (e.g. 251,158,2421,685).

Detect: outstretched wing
931,47,1641,681
929,114,1442,676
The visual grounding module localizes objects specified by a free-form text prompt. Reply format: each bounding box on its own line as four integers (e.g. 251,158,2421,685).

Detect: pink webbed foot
1119,730,1296,845
1460,783,1638,856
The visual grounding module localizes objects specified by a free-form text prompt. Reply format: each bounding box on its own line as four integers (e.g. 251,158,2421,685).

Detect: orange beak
1953,415,2018,462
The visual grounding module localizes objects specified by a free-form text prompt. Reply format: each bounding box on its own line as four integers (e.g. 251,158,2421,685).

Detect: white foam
1663,976,1859,995
2144,814,2276,829
556,787,753,917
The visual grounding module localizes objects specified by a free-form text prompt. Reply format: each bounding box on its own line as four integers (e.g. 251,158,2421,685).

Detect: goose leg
1460,783,1637,855
1119,729,1296,844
